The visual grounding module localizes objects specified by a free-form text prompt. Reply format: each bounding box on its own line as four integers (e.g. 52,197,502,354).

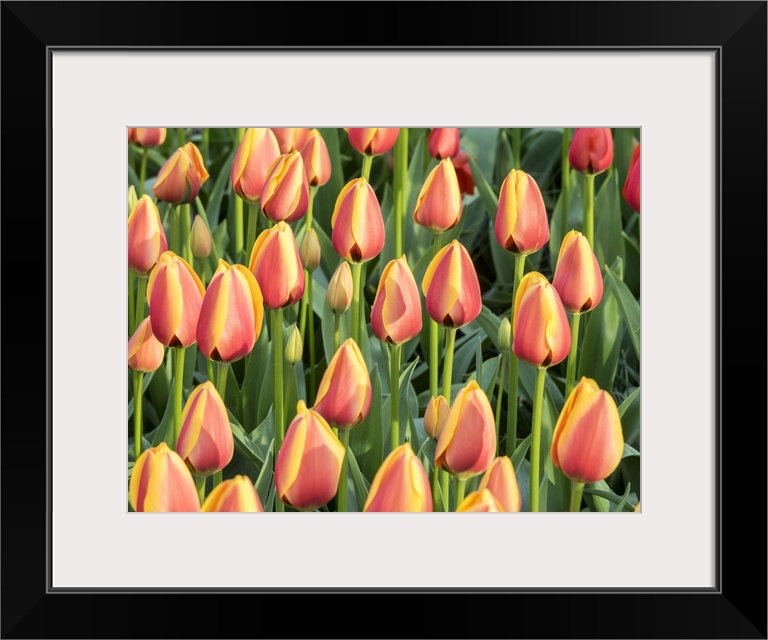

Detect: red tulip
313,338,372,430
271,127,309,154
552,230,603,313
347,128,400,156
248,222,305,309
300,128,332,187
452,151,475,196
427,127,460,159
422,240,482,328
153,142,209,204
129,442,200,512
568,128,613,175
128,195,168,276
371,255,423,345
201,475,264,512
495,169,549,255
363,443,433,512
413,158,463,233
622,143,640,213
231,128,281,205
477,456,522,512
331,177,385,263
128,317,165,373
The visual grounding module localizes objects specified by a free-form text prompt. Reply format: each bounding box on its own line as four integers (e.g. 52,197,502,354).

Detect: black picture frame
2,2,765,638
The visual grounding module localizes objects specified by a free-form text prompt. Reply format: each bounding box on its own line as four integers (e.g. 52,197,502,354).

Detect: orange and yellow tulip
313,338,372,429
130,127,167,148
153,142,209,204
495,169,550,255
363,443,433,512
128,195,168,276
623,143,640,213
271,127,309,154
201,475,264,512
326,261,353,316
427,127,460,160
230,128,281,205
552,230,604,313
568,127,614,175
196,259,264,364
550,377,624,483
477,456,522,512
347,127,400,156
422,240,482,328
274,401,345,511
248,222,305,309
371,255,423,345
423,395,450,441
129,442,200,512
455,488,505,512
300,128,332,187
128,317,165,373
331,177,385,263
412,157,463,233
147,251,205,348
260,151,310,223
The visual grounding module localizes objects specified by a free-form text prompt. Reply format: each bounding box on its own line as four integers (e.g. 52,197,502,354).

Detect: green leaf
254,440,274,508
594,171,626,274
229,409,265,471
241,317,271,432
584,479,612,512
346,445,370,512
461,128,498,180
603,260,641,360
349,365,383,482
150,378,176,448
583,484,635,512
314,128,345,236
618,387,641,448
475,304,503,350
203,145,236,228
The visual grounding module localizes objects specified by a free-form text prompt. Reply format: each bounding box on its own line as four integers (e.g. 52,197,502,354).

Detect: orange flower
371,255,422,345
128,317,165,373
427,127,461,160
271,127,309,154
300,128,332,187
495,169,549,255
313,338,372,429
260,151,310,223
413,158,463,233
153,142,209,204
569,128,614,175
347,128,400,156
129,443,200,512
128,195,168,276
477,456,522,512
331,178,385,263
552,230,603,313
248,222,305,309
422,240,482,328
423,395,450,441
455,488,505,512
201,475,264,512
363,443,432,512
131,128,167,148
230,128,281,205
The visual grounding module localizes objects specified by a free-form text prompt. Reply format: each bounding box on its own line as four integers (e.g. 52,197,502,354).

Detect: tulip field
127,126,641,513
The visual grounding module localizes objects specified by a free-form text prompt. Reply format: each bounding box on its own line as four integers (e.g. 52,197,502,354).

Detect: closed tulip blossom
300,128,332,187
331,177,385,263
363,443,433,512
176,381,234,477
248,222,305,309
477,456,522,512
201,475,264,512
271,127,309,154
495,169,550,255
347,127,400,156
153,142,209,205
196,260,264,364
230,127,281,205
435,380,496,480
299,228,321,272
147,251,205,348
551,377,624,484
129,442,200,512
623,143,640,213
422,240,482,328
274,401,345,511
412,157,463,233
423,395,450,441
371,255,423,345
313,338,372,430
128,317,165,373
130,127,167,148
427,127,461,160
455,488,505,512
260,151,310,223
326,261,354,316
568,128,614,175
552,230,604,313
190,215,212,262
452,151,475,196
128,195,168,276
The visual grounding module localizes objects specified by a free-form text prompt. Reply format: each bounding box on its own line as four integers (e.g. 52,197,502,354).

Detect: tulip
412,158,463,233
248,222,305,309
274,401,345,511
201,475,264,512
271,127,309,154
285,323,303,366
176,381,234,477
153,142,209,205
129,442,200,512
495,169,550,255
190,215,212,264
299,228,321,272
427,127,461,160
300,128,332,187
230,127,281,205
423,395,450,441
128,317,164,373
552,230,604,313
568,128,614,175
128,128,136,143
260,151,310,224
371,255,423,345
497,317,512,352
196,259,264,364
455,488,505,512
435,380,496,480
147,251,205,348
477,456,522,512
347,128,400,156
127,195,168,277
331,177,385,263
326,261,353,316
131,128,167,148
452,151,475,196
623,143,640,213
363,443,433,512
422,240,482,329
314,338,372,430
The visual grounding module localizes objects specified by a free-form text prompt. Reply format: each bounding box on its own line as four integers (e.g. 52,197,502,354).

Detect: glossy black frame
2,2,765,638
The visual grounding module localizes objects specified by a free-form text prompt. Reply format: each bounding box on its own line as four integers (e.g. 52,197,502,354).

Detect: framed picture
3,2,765,638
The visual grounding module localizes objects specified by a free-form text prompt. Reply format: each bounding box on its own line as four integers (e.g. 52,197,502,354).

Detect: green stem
286,364,297,427
206,358,214,383
441,470,450,512
307,274,316,405
361,154,373,183
133,371,144,459
232,128,245,259
333,314,340,353
202,128,209,165
512,128,522,169
195,475,206,504
177,127,185,147
390,343,402,451
584,173,595,248
134,275,148,336
128,272,135,336
139,147,148,198
565,312,581,399
216,362,228,400
495,352,507,456
442,328,456,401
560,127,571,241
506,254,525,456
432,463,440,510
246,202,260,260
530,367,546,512
337,430,350,512
213,470,222,490
350,262,362,345
172,205,181,257
173,347,186,447
570,481,585,513
393,129,408,259
456,478,467,508
272,308,285,512
429,233,443,398
183,203,192,263
299,273,308,344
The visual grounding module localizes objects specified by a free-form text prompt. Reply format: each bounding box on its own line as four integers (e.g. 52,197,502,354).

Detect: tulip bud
331,177,385,263
552,230,604,313
363,443,433,512
146,251,205,348
299,228,321,272
326,261,353,316
197,260,264,364
201,475,264,512
347,128,400,156
260,151,310,224
300,128,332,187
495,169,550,255
231,128,281,205
622,143,640,213
127,185,138,214
423,395,450,441
551,377,624,483
131,127,167,148
422,240,482,328
435,380,496,479
190,215,212,262
452,151,475,196
248,222,305,309
176,381,234,477
128,195,168,276
455,488,505,512
128,317,165,373
477,456,521,512
285,323,303,366
427,127,460,160
568,128,614,175
412,158,463,233
275,401,345,511
371,255,423,345
271,127,309,154
129,442,200,512
313,338,372,430
512,271,571,368
497,317,512,351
